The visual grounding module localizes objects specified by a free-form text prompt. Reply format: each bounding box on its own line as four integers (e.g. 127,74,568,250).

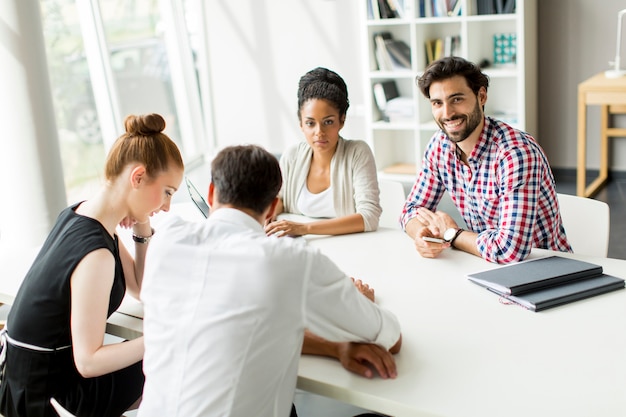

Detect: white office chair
557,193,610,257
50,398,77,417
378,179,407,229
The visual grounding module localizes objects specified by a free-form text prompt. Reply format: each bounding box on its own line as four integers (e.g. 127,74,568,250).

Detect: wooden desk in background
577,72,626,197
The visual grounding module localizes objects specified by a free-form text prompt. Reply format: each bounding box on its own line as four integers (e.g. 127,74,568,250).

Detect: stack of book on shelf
425,35,460,66
368,0,408,19
372,80,414,123
467,256,625,312
373,32,412,71
373,80,399,122
385,97,414,123
475,0,516,15
419,0,461,17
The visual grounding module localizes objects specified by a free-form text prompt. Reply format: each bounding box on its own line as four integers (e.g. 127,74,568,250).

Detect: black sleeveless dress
0,203,144,417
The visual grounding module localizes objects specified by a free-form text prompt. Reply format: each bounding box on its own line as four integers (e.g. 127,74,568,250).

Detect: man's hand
410,208,458,258
336,342,398,379
302,331,399,379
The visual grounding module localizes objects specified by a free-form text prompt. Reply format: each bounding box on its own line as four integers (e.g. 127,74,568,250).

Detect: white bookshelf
361,0,537,180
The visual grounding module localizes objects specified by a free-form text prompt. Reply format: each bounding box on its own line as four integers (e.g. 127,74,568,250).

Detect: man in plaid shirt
400,57,571,264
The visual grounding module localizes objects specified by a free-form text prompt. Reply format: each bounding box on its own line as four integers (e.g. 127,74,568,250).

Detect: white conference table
2,210,626,417
296,229,626,417
112,224,626,417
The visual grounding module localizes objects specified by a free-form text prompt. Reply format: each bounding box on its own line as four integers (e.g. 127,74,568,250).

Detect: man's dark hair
297,67,350,120
211,145,282,214
417,56,489,98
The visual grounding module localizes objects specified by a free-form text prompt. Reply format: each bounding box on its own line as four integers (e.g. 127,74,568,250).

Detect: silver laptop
185,176,210,218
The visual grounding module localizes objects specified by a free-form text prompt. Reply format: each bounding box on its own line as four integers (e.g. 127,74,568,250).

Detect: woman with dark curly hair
265,67,382,238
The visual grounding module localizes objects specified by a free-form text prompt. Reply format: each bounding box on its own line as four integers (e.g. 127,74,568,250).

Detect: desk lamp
606,8,626,78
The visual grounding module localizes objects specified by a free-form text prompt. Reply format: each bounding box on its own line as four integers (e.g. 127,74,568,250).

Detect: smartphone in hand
422,236,445,244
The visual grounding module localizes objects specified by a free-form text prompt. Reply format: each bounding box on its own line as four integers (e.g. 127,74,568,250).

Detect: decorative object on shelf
493,33,516,67
606,8,626,78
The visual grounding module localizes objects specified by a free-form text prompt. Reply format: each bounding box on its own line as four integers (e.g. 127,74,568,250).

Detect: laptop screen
185,176,210,218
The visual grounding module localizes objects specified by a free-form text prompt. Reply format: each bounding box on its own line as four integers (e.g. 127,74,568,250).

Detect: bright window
40,0,208,204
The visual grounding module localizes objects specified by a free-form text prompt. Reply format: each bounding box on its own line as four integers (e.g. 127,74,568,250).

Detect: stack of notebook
467,256,625,311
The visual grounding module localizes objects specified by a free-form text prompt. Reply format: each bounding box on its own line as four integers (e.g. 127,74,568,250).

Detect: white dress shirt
138,208,400,417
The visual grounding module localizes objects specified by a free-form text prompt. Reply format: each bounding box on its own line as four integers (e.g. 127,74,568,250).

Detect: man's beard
437,100,482,143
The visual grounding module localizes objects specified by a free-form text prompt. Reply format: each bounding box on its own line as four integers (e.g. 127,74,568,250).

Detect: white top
279,137,382,231
137,209,400,417
296,184,337,218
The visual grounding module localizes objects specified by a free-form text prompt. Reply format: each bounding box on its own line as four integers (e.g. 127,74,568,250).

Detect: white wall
538,0,626,171
204,0,626,172
203,1,365,156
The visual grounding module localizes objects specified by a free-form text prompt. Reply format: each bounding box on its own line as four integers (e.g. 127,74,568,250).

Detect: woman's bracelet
132,228,155,244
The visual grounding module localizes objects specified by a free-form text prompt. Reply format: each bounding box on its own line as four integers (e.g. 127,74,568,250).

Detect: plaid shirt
401,116,572,264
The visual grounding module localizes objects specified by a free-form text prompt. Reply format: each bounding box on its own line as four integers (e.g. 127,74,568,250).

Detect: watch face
444,228,457,241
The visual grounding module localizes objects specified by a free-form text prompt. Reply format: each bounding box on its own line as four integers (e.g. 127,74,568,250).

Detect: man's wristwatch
443,227,463,247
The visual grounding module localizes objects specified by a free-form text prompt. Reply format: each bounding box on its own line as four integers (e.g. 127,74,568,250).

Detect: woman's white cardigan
278,137,382,231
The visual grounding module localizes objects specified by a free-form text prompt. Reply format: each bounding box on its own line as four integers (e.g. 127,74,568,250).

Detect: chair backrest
557,193,610,257
50,398,77,417
378,179,407,229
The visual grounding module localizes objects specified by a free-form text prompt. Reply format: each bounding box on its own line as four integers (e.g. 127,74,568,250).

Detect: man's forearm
301,330,339,358
449,229,481,258
404,217,424,239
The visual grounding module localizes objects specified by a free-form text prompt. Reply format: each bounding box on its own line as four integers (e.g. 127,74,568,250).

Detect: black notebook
467,256,603,295
488,274,625,312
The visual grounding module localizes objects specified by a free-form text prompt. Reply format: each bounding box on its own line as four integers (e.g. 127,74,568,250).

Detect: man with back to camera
401,56,571,264
137,144,402,417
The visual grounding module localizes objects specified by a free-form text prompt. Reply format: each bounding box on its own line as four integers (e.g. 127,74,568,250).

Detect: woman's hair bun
124,113,166,136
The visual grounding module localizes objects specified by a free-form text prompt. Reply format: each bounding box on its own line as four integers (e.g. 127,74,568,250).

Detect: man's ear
130,165,147,189
264,197,280,222
208,182,215,207
478,87,487,107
